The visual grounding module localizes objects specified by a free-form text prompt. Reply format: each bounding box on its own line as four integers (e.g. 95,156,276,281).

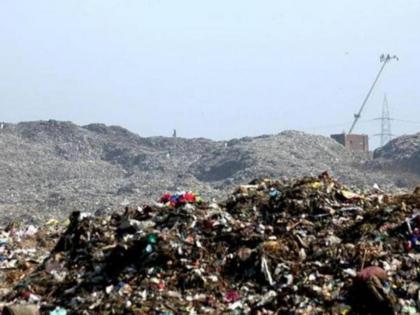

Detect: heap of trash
0,173,419,314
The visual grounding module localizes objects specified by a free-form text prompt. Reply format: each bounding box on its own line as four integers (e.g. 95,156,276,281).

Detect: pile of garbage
373,132,420,177
0,221,63,304
0,173,420,314
3,120,416,225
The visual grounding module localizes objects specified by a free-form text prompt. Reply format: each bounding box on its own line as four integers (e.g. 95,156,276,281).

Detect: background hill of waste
369,133,420,181
0,120,418,223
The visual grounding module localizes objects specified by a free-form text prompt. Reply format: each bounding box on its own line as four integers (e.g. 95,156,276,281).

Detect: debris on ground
0,173,419,314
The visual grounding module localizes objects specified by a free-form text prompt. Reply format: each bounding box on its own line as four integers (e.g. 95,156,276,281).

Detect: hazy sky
0,1,419,148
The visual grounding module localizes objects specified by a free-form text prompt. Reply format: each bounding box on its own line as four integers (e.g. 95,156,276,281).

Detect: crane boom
348,54,397,134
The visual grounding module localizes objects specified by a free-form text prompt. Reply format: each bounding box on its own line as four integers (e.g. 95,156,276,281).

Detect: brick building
331,133,369,152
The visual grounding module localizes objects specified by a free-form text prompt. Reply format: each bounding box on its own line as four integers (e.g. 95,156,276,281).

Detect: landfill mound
0,120,221,223
373,133,420,177
189,130,393,188
1,174,420,314
0,120,411,223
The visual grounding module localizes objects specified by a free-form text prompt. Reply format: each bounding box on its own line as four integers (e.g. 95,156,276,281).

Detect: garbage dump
0,173,419,314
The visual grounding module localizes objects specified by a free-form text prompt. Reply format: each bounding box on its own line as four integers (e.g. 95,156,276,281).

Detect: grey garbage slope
190,131,395,189
0,121,413,224
373,133,420,175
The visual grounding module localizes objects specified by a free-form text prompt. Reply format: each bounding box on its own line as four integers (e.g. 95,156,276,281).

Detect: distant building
331,133,369,152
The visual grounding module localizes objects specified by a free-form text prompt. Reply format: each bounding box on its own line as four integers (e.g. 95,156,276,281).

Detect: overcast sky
0,1,419,148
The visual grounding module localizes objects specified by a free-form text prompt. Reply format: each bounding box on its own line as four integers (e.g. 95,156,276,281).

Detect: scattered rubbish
0,173,419,314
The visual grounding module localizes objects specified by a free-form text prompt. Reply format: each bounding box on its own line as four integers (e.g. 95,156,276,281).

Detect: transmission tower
375,95,393,146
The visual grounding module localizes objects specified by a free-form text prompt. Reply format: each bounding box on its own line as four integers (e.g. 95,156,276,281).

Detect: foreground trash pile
0,221,62,310
0,173,419,314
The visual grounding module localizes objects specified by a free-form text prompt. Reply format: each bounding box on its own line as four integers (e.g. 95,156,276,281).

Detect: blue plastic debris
49,307,67,315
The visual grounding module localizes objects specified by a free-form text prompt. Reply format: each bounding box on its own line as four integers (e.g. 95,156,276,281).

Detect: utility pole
374,95,393,146
348,54,398,134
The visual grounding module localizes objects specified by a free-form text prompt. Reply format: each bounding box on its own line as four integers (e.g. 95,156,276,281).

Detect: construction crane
348,54,398,134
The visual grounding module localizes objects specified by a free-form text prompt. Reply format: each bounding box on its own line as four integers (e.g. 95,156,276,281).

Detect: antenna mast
348,54,398,134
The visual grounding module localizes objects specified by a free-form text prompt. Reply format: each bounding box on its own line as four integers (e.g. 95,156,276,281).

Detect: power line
306,120,372,131
305,117,420,132
370,118,420,125
391,118,420,125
